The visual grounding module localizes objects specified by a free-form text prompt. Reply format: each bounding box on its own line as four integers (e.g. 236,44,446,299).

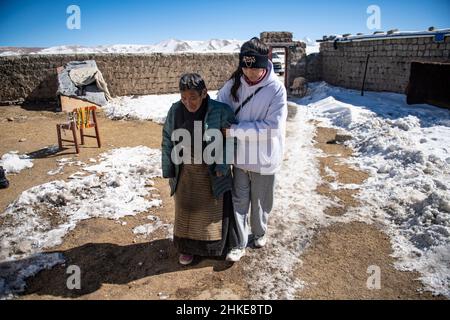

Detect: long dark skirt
173,164,238,257
174,191,237,257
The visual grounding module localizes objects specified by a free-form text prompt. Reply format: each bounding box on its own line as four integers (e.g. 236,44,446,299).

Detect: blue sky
0,0,449,47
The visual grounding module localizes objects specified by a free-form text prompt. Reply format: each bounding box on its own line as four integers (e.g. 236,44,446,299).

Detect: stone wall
0,53,239,104
319,35,450,93
304,53,322,82
4,33,448,105
285,42,307,89
288,51,322,88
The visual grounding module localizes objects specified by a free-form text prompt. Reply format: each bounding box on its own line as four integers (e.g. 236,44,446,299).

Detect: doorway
269,46,288,87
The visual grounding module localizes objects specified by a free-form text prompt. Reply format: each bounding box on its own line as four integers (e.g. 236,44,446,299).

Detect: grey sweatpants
232,167,275,249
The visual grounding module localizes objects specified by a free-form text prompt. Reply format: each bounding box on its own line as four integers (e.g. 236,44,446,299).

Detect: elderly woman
161,73,238,265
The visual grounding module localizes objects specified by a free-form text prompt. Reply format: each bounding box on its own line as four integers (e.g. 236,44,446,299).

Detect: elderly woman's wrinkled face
242,67,265,82
181,89,207,112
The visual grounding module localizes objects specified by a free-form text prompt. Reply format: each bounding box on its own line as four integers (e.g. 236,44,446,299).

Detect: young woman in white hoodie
217,37,288,261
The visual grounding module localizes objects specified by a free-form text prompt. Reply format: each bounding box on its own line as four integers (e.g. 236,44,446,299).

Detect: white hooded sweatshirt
217,61,288,175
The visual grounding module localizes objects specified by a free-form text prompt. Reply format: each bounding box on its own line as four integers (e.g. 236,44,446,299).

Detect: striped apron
174,163,223,241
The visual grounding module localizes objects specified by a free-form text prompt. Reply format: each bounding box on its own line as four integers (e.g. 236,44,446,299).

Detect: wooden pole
361,54,370,96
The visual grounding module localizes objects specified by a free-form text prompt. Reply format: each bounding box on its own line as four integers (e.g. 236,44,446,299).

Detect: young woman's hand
216,171,223,177
221,128,230,138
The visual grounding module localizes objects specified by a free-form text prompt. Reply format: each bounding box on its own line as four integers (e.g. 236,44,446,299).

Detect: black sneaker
0,166,9,189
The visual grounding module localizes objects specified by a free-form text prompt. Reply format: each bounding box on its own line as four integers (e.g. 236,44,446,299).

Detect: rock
7,117,14,122
158,292,169,299
19,138,27,142
335,133,352,143
290,77,308,97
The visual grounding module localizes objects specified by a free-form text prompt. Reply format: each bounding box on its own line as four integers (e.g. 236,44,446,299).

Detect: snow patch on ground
103,91,218,123
132,215,171,238
0,146,163,297
293,82,450,297
0,152,33,174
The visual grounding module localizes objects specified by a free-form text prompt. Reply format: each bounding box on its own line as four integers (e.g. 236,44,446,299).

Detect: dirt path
0,106,445,300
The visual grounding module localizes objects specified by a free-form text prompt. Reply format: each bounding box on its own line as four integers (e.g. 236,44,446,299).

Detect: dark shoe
0,166,9,189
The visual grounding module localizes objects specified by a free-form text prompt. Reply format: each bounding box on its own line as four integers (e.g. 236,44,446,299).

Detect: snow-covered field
103,82,449,298
102,91,218,123
0,146,164,298
1,82,449,299
292,82,450,297
100,88,331,299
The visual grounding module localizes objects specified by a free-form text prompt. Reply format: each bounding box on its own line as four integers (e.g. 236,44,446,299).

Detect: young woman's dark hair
179,73,207,94
229,37,269,102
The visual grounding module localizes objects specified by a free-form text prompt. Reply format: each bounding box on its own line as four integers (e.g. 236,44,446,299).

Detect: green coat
161,97,237,198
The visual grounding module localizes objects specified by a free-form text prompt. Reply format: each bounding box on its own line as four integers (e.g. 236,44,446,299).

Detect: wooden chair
56,66,102,154
56,106,101,154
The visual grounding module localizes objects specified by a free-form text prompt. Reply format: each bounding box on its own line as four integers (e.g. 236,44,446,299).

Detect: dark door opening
407,61,450,109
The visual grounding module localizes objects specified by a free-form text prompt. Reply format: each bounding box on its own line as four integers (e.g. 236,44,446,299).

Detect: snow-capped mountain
0,37,323,56
0,39,244,56
300,36,320,54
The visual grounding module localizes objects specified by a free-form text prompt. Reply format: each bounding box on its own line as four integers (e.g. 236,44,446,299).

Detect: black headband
239,53,269,69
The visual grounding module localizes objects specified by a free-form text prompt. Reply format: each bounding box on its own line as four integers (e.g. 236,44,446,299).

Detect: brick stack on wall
319,35,450,93
0,53,239,105
260,32,294,44
290,52,322,84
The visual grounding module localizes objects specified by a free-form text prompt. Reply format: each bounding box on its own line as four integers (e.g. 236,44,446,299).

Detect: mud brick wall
319,35,450,93
304,53,322,82
0,53,239,105
285,42,307,88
